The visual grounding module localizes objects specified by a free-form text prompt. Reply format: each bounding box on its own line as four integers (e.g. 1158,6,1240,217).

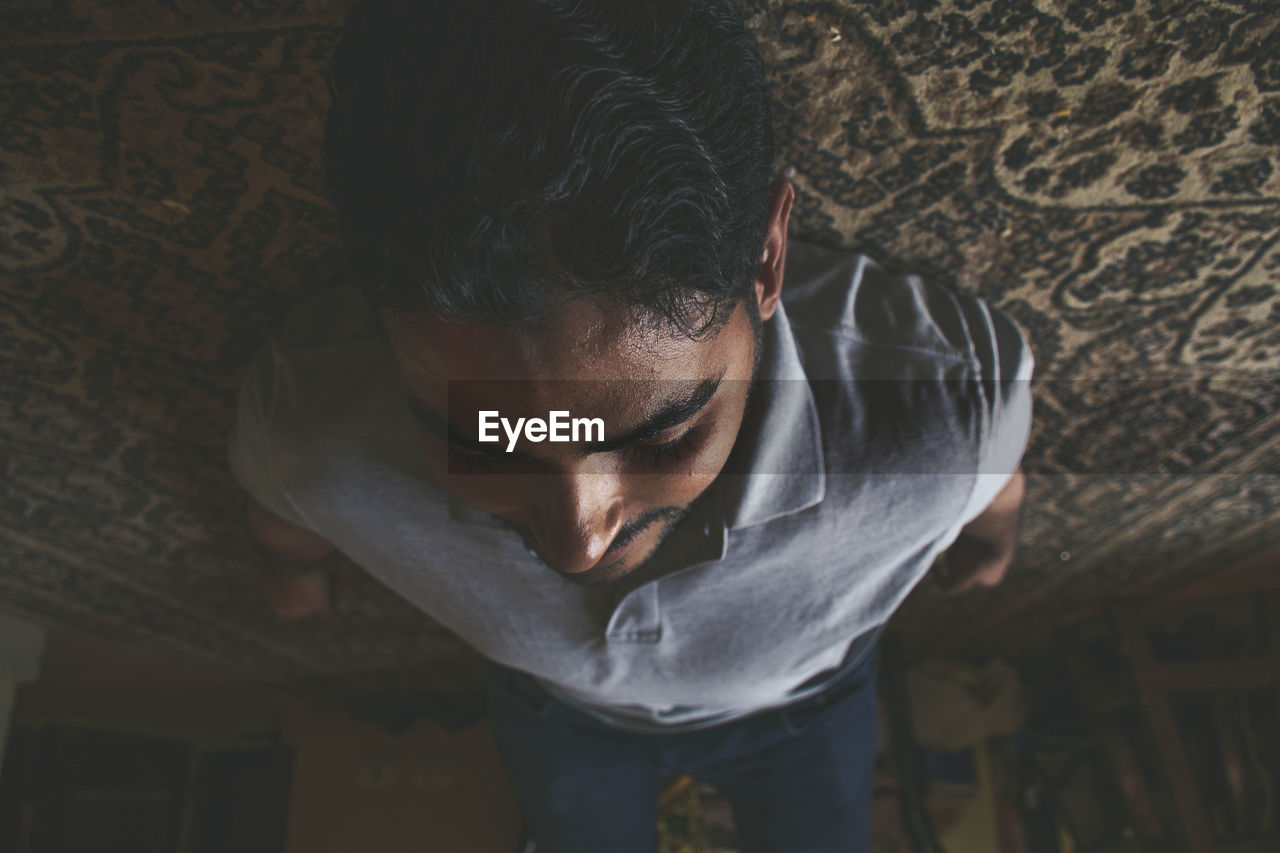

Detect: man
230,0,1032,850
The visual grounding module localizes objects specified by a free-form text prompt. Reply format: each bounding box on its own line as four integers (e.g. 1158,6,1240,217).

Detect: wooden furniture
1060,552,1280,853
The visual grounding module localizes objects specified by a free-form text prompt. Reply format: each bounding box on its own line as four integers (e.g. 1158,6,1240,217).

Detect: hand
933,469,1025,594
263,566,333,620
931,535,1011,594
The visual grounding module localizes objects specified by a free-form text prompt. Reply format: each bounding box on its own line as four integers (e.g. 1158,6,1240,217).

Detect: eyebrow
404,373,725,459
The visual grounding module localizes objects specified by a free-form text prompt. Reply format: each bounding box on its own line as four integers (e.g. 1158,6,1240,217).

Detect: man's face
384,297,760,585
383,178,792,585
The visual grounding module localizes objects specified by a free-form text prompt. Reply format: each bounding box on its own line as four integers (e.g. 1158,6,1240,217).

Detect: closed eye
624,424,707,471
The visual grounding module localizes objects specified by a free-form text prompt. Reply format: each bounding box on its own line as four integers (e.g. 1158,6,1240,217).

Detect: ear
754,176,794,322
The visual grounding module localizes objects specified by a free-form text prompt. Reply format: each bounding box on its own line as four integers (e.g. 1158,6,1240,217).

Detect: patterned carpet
2,0,1278,710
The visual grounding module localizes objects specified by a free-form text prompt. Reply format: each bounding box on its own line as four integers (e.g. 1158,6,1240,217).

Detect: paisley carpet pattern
2,1,1278,698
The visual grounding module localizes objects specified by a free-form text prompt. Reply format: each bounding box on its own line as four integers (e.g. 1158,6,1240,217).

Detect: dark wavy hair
323,0,775,339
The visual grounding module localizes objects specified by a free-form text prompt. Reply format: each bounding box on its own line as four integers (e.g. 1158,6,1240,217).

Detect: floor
2,619,1012,853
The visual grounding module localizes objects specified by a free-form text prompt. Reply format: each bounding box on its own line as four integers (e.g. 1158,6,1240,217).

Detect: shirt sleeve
226,336,315,530
954,295,1034,526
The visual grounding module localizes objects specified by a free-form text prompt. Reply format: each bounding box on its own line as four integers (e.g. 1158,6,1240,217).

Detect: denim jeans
486,643,879,853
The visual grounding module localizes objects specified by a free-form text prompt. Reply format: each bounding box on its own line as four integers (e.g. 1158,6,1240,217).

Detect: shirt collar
718,300,826,530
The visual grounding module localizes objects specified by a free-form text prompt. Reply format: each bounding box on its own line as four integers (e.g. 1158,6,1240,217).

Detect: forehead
383,298,731,384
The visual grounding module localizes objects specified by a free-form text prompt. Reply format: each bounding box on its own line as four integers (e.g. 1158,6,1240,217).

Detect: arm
246,494,337,619
933,467,1026,593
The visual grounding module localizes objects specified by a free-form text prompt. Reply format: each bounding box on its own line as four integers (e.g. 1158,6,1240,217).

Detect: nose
528,466,625,575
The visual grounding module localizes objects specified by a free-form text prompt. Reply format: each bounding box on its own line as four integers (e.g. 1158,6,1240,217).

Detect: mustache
608,505,688,551
500,504,689,571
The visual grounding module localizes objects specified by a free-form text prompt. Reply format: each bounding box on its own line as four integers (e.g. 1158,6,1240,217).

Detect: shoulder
780,238,1034,487
230,285,438,532
229,285,403,496
244,286,394,424
781,238,1033,384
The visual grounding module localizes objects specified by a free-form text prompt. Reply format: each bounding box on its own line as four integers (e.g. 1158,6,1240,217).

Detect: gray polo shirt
228,239,1033,732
